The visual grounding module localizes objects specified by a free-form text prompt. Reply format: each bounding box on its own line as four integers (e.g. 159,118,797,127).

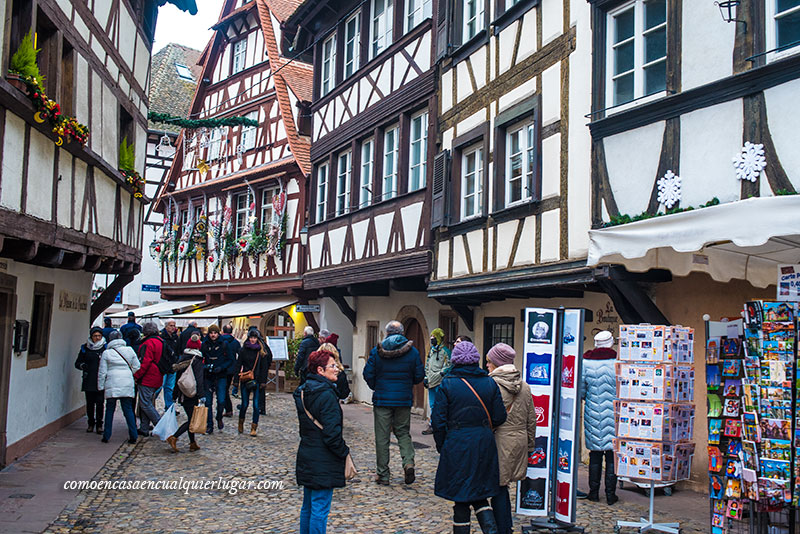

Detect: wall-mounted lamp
715,1,746,31
299,226,308,247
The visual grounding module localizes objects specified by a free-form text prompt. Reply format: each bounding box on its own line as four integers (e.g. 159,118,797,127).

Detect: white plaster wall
318,298,355,369
680,99,743,206
498,77,536,112
0,112,25,211
94,173,116,239
541,133,561,199
6,262,92,446
56,150,72,227
512,216,536,267
541,63,561,125
604,121,665,216
681,2,735,91
541,0,563,46
75,56,90,133
498,21,518,75
26,130,55,221
441,69,453,113
436,240,449,279
764,79,800,192
540,208,560,262
516,10,538,64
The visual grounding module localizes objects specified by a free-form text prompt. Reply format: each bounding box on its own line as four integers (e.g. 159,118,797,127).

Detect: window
371,0,394,58
366,320,380,356
234,193,251,238
261,187,279,228
336,151,352,216
505,120,535,206
119,106,134,159
462,0,485,42
769,0,800,56
607,0,666,107
175,63,194,81
208,128,223,160
232,38,247,75
409,111,428,191
483,317,514,366
241,111,258,151
321,33,336,96
316,163,329,222
36,8,59,96
461,144,483,220
344,12,361,78
406,0,432,30
360,138,374,208
264,310,295,339
382,126,399,200
28,282,54,368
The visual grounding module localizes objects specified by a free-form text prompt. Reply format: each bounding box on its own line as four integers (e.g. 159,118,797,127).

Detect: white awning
588,196,800,288
169,295,296,319
106,300,205,319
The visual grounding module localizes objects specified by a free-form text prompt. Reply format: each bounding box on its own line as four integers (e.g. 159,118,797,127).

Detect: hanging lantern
156,133,175,157
149,240,160,260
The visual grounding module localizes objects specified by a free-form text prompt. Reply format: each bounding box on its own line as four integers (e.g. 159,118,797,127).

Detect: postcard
726,499,742,519
706,337,720,364
707,394,723,418
741,441,759,471
761,458,791,481
741,412,760,442
762,301,793,322
724,419,742,438
761,439,791,461
722,337,741,357
725,458,742,479
722,359,741,377
710,474,724,499
706,364,721,389
727,440,742,457
709,419,722,445
723,378,741,397
759,418,790,441
725,478,741,498
525,353,552,386
708,446,723,472
723,398,741,418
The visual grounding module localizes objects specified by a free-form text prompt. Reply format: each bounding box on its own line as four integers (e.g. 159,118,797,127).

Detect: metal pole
546,307,566,520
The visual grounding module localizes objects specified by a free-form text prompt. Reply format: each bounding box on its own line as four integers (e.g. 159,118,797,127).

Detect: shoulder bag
239,350,260,384
113,348,136,379
300,389,358,480
460,377,494,430
177,356,197,398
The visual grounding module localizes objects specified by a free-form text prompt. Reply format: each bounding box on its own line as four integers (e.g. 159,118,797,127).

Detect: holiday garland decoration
604,198,720,228
733,142,766,183
148,111,258,130
9,32,90,147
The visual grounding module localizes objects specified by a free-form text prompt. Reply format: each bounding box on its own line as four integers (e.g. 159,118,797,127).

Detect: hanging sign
267,336,289,361
777,265,800,302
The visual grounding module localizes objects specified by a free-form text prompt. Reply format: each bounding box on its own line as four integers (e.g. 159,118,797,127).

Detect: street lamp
299,226,308,246
149,240,161,260
715,1,746,30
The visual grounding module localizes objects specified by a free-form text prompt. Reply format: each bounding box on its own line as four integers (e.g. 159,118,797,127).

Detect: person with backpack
97,331,140,444
166,333,205,452
75,326,106,434
120,311,142,347
235,329,271,436
201,324,234,433
133,322,164,436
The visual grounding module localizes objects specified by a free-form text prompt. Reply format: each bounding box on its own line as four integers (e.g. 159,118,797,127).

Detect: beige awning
588,196,800,288
106,300,205,319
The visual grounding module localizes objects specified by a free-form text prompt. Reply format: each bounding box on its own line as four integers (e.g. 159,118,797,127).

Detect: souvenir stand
519,307,585,534
613,325,696,534
706,300,799,534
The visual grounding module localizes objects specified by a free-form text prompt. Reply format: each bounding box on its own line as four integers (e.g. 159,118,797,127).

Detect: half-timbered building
425,1,630,370
285,0,442,407
155,0,313,339
585,0,800,489
0,0,195,465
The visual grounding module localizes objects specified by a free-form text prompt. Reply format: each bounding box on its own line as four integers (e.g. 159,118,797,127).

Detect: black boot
588,458,602,502
605,469,619,505
476,507,499,534
453,523,470,534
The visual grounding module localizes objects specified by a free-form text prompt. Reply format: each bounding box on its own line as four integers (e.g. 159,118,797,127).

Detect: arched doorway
396,305,428,411
260,310,295,339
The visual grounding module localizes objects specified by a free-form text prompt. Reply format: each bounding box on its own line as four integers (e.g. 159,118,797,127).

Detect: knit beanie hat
327,333,339,346
186,333,202,350
431,328,445,345
90,326,104,337
451,341,480,365
487,343,516,367
594,330,614,348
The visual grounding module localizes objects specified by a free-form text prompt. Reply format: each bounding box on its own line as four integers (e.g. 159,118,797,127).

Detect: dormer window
175,63,194,81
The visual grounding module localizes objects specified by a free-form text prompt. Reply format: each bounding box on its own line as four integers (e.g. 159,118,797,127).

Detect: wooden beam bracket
329,295,356,328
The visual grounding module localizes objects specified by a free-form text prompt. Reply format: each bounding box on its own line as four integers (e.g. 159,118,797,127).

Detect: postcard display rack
705,301,799,534
613,324,696,534
518,308,585,534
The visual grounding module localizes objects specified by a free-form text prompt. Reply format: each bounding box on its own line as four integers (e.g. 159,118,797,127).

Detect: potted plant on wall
8,31,42,92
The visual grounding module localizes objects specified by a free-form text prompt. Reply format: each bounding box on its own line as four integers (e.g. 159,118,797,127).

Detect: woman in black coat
294,349,350,534
432,341,507,534
235,330,271,436
166,333,205,452
75,327,106,434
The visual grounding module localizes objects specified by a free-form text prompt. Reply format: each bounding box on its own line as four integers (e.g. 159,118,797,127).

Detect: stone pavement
32,393,707,534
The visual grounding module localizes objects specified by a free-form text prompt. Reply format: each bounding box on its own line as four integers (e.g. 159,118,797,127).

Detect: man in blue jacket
363,320,424,486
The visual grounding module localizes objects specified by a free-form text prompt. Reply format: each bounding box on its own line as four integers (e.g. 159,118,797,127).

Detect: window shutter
432,149,450,229
435,0,450,59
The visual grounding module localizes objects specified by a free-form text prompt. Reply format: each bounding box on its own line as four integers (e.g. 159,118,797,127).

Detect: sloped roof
279,61,313,102
148,43,203,133
262,0,305,23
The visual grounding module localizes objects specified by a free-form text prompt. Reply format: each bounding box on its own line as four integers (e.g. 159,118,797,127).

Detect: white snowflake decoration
657,170,682,209
732,142,766,182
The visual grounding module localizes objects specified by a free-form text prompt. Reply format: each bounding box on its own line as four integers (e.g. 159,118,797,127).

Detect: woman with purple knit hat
432,341,507,534
486,343,537,534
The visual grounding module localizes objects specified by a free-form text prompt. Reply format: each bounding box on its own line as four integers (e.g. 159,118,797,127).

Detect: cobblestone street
41,394,706,534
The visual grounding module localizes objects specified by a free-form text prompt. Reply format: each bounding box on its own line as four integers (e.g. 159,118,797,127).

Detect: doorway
0,273,18,467
403,317,426,410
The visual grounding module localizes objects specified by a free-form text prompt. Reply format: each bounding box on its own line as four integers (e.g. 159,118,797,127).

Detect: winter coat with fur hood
490,364,537,486
97,339,140,399
581,347,617,451
363,334,424,407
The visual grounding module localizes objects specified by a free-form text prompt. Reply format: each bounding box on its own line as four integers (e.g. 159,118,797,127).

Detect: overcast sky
153,1,224,55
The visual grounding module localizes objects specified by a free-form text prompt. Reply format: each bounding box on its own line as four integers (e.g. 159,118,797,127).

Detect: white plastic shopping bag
152,403,178,441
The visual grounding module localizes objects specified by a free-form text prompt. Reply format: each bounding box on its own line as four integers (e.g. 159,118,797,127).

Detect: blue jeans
428,384,440,423
300,487,333,534
492,485,512,534
103,397,137,441
205,376,227,428
239,383,259,424
162,373,176,410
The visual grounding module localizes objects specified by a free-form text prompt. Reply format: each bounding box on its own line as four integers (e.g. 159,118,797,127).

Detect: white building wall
5,261,92,446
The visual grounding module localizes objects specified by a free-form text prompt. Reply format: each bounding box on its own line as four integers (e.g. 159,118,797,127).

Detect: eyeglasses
325,364,339,370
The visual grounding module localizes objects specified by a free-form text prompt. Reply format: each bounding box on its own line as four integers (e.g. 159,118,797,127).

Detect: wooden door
403,318,425,410
0,273,17,467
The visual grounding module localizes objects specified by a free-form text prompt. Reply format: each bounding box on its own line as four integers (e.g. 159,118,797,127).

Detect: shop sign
59,290,88,312
777,265,800,302
295,304,320,313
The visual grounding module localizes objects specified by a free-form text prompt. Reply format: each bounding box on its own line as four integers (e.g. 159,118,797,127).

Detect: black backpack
138,336,176,375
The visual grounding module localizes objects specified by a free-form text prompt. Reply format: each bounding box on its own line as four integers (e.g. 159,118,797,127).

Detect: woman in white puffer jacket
97,330,140,444
581,330,618,505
